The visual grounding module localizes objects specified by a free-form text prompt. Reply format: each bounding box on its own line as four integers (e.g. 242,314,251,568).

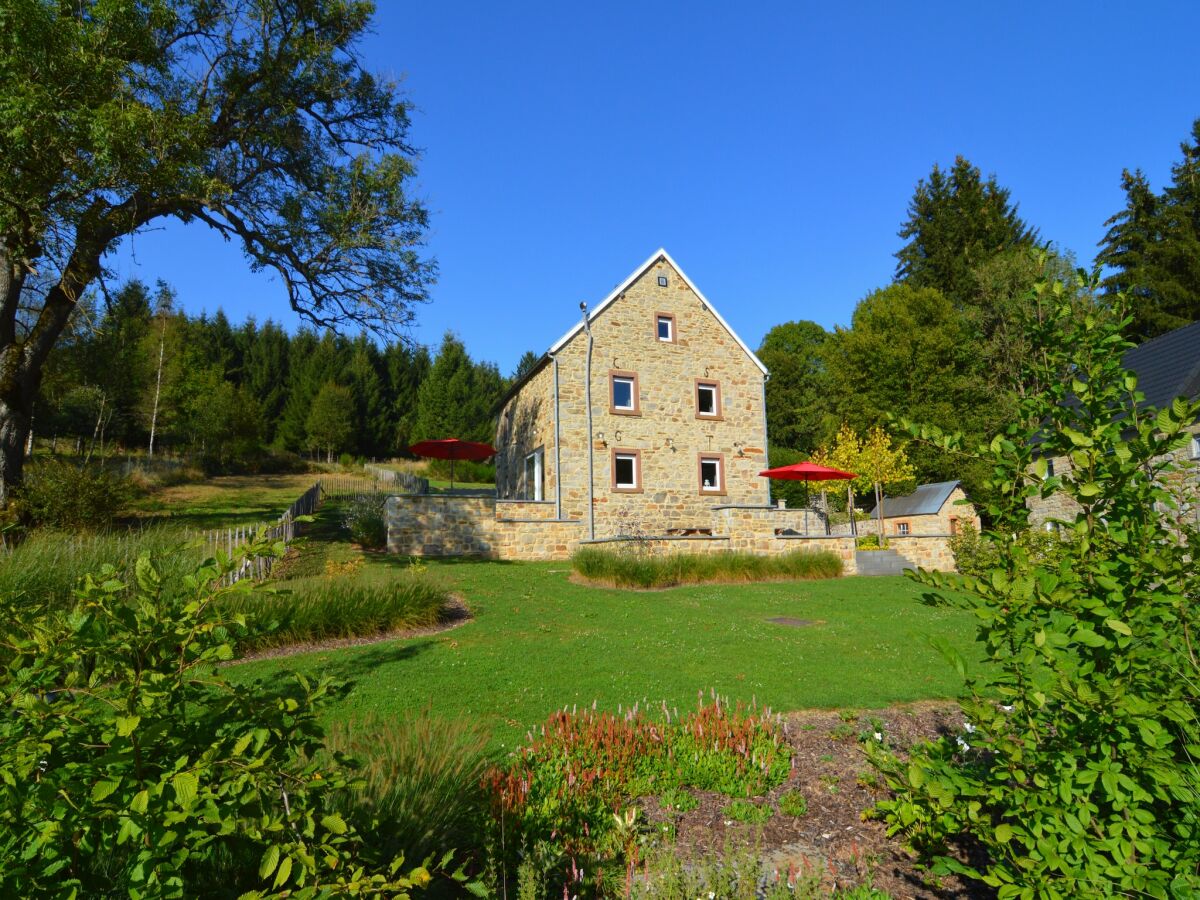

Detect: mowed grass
125,473,319,530
233,550,980,752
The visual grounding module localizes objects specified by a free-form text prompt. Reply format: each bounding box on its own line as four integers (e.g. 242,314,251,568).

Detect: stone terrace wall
386,495,498,557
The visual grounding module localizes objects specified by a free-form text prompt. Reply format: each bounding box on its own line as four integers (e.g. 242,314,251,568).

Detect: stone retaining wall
387,494,957,573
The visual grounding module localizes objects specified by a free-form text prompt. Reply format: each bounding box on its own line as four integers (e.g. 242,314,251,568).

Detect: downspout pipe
581,302,595,540
761,373,772,507
552,353,562,520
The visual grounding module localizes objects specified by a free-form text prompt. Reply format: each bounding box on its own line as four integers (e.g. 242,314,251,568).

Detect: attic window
657,275,669,287
656,313,675,343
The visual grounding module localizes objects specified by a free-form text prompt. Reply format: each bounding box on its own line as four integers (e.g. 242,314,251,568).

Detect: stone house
1027,319,1200,528
386,249,963,572
864,481,981,538
492,248,770,539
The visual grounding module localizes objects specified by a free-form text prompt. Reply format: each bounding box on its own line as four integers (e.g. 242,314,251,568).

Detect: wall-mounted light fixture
734,442,745,457
666,437,675,451
597,431,606,446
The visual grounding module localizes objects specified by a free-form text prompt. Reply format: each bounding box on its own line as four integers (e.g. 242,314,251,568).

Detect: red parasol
759,461,858,512
409,438,496,490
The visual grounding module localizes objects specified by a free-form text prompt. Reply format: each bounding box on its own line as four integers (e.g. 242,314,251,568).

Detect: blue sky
106,1,1200,375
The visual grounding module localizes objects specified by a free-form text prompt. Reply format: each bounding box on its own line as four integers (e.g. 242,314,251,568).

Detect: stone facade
494,251,770,539
1027,424,1200,528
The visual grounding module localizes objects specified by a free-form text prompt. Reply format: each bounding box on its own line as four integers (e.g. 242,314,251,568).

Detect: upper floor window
612,449,642,492
698,453,725,495
695,379,722,419
609,371,640,415
656,313,675,343
1190,435,1200,460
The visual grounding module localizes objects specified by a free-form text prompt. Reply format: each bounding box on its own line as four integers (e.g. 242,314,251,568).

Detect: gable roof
1122,319,1200,410
496,249,768,410
867,480,961,520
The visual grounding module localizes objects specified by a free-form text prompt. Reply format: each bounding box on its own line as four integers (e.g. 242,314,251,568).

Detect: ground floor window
698,453,725,495
897,521,910,536
611,449,642,492
523,447,544,501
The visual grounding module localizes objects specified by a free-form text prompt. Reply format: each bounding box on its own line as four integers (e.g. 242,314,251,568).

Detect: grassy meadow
233,512,979,751
124,472,320,530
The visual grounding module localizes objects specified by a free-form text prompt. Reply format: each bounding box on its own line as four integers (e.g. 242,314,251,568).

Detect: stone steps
854,548,916,577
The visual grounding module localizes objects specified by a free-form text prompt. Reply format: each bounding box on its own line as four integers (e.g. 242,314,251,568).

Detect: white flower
873,731,883,742
963,721,976,734
956,736,970,751
1000,704,1014,713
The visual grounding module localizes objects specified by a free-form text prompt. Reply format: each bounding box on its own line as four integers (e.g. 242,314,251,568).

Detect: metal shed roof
867,480,961,520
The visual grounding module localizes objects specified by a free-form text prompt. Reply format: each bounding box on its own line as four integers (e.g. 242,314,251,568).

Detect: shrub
342,493,388,549
13,458,135,529
0,537,464,896
945,520,997,576
570,547,842,589
221,575,448,653
854,533,886,550
723,798,772,824
427,457,494,485
325,713,492,867
486,694,791,894
871,281,1200,896
778,789,808,818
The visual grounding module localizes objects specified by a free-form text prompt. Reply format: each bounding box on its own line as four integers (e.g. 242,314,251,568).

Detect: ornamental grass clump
220,574,448,653
868,276,1200,897
485,692,791,895
571,546,842,588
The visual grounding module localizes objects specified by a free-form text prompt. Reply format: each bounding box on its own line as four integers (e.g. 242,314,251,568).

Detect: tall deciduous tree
305,382,355,463
0,0,434,501
895,156,1039,305
757,320,830,453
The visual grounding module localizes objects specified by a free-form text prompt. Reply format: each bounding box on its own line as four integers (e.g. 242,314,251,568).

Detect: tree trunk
148,317,166,456
876,482,886,544
0,367,36,506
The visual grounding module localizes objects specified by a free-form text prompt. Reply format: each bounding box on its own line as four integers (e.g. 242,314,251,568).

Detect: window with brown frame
611,449,642,492
697,453,726,496
949,517,959,536
694,379,722,419
897,521,911,536
655,312,676,343
609,370,640,416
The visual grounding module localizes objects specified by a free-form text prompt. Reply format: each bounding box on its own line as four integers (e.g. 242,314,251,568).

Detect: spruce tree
306,382,355,463
756,320,830,453
895,156,1040,305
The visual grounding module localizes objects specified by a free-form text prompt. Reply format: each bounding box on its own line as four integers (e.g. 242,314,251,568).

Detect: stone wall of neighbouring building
1028,425,1200,528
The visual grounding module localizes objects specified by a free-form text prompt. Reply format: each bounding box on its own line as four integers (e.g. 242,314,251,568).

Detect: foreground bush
13,458,135,529
221,574,449,653
342,492,388,549
486,694,791,894
870,282,1200,896
0,538,469,897
571,547,842,588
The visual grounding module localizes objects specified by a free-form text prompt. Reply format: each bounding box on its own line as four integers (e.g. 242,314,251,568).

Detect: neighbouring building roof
1122,319,1200,410
495,248,768,411
867,480,961,520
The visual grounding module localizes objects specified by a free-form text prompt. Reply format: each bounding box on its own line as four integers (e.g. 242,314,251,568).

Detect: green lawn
125,473,319,530
234,540,979,753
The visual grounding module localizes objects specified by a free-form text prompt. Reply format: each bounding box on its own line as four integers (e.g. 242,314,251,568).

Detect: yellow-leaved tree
857,426,916,543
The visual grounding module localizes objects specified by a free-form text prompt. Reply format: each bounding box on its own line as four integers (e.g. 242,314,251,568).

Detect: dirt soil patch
640,703,990,899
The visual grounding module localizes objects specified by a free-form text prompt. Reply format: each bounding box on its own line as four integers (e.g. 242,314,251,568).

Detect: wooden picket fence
362,464,429,494
205,479,324,586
